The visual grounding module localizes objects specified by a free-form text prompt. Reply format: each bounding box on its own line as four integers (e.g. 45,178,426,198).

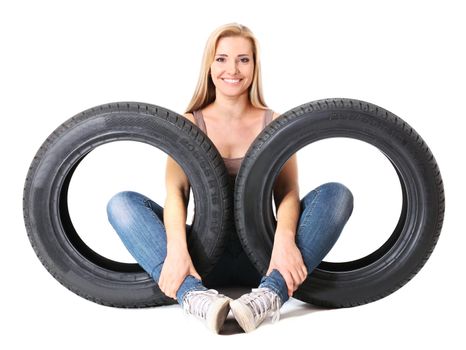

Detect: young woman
106,23,354,333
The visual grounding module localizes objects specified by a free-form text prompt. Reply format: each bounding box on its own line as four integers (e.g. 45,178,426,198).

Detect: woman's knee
319,182,354,220
106,191,146,225
301,182,353,221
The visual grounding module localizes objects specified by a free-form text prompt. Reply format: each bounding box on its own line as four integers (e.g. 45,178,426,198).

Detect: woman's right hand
158,241,202,301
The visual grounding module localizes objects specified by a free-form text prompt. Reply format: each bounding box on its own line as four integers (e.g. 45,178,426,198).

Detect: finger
158,278,165,293
161,285,169,297
168,283,178,300
294,267,306,289
161,286,170,298
161,278,175,299
297,266,307,284
301,265,308,281
292,261,306,284
290,270,302,291
282,272,295,297
171,279,182,298
158,272,167,290
301,272,308,284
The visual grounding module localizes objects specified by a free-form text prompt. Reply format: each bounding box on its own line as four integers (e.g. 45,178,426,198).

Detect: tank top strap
263,108,274,128
192,110,208,135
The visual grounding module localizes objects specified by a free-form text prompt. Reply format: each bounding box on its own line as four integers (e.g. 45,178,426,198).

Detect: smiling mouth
221,78,242,84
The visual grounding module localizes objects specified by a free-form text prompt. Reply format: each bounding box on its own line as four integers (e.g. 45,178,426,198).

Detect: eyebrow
215,54,250,57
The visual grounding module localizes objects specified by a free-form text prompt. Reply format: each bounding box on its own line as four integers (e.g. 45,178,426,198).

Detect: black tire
235,98,445,308
23,102,231,308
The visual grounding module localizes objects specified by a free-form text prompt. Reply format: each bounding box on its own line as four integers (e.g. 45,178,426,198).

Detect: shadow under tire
23,102,231,308
234,98,445,308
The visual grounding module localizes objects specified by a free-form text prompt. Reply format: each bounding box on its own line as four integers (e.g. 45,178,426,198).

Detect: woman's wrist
274,229,296,243
167,236,189,253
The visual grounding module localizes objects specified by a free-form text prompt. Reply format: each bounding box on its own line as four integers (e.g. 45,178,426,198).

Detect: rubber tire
234,98,445,308
23,102,231,308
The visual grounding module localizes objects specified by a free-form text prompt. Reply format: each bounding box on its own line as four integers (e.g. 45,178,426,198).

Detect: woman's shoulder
271,110,280,121
254,106,279,117
266,107,280,122
183,112,197,124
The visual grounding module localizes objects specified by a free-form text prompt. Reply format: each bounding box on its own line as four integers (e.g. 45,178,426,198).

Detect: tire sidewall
235,99,443,307
24,103,230,307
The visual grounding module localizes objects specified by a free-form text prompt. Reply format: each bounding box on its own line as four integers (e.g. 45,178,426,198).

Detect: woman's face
210,36,255,98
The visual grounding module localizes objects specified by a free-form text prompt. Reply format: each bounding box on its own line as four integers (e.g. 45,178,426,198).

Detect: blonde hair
185,23,268,114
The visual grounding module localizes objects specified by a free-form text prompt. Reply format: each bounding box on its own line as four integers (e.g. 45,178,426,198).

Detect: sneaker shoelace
241,288,282,323
182,289,223,320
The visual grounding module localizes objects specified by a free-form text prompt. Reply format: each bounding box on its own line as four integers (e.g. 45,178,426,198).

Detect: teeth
223,79,240,84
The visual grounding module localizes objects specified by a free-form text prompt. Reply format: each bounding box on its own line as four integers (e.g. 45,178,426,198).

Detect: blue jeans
106,182,353,306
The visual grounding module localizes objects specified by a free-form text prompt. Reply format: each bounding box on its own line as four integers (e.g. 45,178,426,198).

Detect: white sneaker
230,287,282,332
181,289,232,333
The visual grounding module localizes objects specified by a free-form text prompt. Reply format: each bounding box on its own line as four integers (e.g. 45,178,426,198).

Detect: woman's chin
216,88,249,99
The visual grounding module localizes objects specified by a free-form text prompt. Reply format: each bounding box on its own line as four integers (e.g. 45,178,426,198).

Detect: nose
227,59,239,74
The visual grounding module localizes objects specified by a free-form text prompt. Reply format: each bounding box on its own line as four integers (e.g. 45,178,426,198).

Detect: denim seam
142,198,166,232
299,188,321,232
297,188,324,261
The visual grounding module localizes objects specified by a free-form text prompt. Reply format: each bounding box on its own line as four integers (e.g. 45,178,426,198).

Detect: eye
215,57,226,63
240,57,250,63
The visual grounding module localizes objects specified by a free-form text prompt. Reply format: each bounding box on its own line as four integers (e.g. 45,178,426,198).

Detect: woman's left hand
266,233,308,298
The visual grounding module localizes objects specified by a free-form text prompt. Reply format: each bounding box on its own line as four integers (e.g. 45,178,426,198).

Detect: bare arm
267,112,307,297
158,113,201,300
163,153,191,250
271,112,300,238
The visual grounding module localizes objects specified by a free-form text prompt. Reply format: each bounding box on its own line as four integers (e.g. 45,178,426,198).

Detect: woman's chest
204,118,264,158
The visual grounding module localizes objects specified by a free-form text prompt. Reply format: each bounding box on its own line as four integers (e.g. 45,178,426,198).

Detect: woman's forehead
215,36,253,55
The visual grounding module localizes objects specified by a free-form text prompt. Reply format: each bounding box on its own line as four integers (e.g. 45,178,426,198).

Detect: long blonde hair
185,23,268,114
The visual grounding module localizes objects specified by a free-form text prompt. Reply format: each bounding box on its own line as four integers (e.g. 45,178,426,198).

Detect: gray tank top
192,108,274,177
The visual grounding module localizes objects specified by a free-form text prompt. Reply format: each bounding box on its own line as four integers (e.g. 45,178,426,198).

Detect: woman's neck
210,91,252,122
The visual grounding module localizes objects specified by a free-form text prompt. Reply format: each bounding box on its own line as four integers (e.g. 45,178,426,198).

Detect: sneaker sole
230,299,256,333
207,297,232,333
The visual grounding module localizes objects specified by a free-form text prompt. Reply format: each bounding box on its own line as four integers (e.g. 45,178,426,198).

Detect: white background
1,0,464,348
